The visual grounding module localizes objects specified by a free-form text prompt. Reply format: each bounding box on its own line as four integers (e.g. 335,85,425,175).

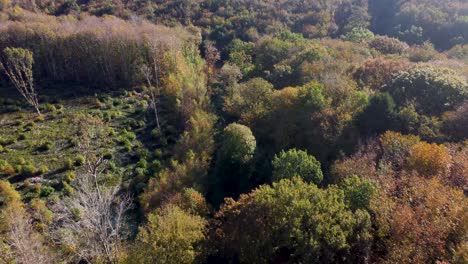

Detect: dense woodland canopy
0,0,467,263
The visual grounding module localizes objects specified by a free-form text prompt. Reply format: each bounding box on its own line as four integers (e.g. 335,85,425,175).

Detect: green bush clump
0,145,3,152
124,140,132,152
74,155,86,166
103,152,113,160
0,137,16,145
107,161,117,171
151,160,162,172
17,157,26,165
40,186,55,197
64,171,76,182
37,141,53,152
38,165,49,175
62,181,74,196
122,129,136,141
0,159,15,176
137,159,148,169
151,128,162,139
45,104,57,112
64,158,74,170
21,164,38,177
135,167,147,177
17,133,26,140
69,138,79,147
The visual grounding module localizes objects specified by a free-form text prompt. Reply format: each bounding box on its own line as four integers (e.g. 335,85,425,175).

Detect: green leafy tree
211,177,372,263
223,77,274,124
389,65,468,115
219,123,256,164
209,123,257,205
356,92,396,135
341,175,377,211
272,149,323,184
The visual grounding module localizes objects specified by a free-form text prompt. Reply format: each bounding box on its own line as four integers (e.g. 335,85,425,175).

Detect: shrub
45,104,57,112
0,160,15,176
408,42,442,62
64,158,74,170
40,186,55,197
62,181,74,196
103,152,113,160
64,171,76,182
74,155,85,166
151,128,162,139
369,36,409,54
342,27,375,43
37,165,49,175
17,133,26,140
0,145,3,152
21,164,37,177
37,141,53,152
17,157,26,165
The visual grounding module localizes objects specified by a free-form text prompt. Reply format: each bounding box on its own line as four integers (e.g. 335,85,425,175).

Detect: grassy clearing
0,88,159,198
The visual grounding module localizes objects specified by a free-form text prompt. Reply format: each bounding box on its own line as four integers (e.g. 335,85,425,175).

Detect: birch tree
141,63,161,130
1,47,41,115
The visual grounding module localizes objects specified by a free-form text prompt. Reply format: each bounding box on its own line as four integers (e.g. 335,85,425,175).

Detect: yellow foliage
406,142,452,177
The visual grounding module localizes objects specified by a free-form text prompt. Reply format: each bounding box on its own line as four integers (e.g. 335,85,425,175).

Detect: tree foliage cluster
0,2,466,264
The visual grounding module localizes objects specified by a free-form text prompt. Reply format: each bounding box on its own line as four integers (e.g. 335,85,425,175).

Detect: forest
0,0,466,263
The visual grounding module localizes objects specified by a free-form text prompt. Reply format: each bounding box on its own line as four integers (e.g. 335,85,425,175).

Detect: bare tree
53,173,132,263
141,62,161,130
0,181,53,264
1,207,53,264
1,47,41,115
51,116,132,263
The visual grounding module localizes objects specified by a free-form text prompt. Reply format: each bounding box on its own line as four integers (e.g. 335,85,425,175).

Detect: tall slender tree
1,47,41,115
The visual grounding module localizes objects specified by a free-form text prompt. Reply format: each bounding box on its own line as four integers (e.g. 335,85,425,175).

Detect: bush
0,159,15,176
103,152,113,160
62,181,74,196
64,158,74,170
0,145,3,152
64,171,76,182
342,27,375,43
40,186,55,197
17,133,26,140
369,36,409,54
21,164,37,177
408,42,442,62
0,137,15,145
45,104,57,112
37,165,49,175
74,155,85,166
37,141,53,152
17,157,26,165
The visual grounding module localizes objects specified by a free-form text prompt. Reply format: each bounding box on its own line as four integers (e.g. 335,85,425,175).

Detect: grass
0,87,163,197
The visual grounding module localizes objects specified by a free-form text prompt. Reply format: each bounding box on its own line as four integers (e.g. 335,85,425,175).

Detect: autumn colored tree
0,180,52,263
129,205,207,264
406,142,452,177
